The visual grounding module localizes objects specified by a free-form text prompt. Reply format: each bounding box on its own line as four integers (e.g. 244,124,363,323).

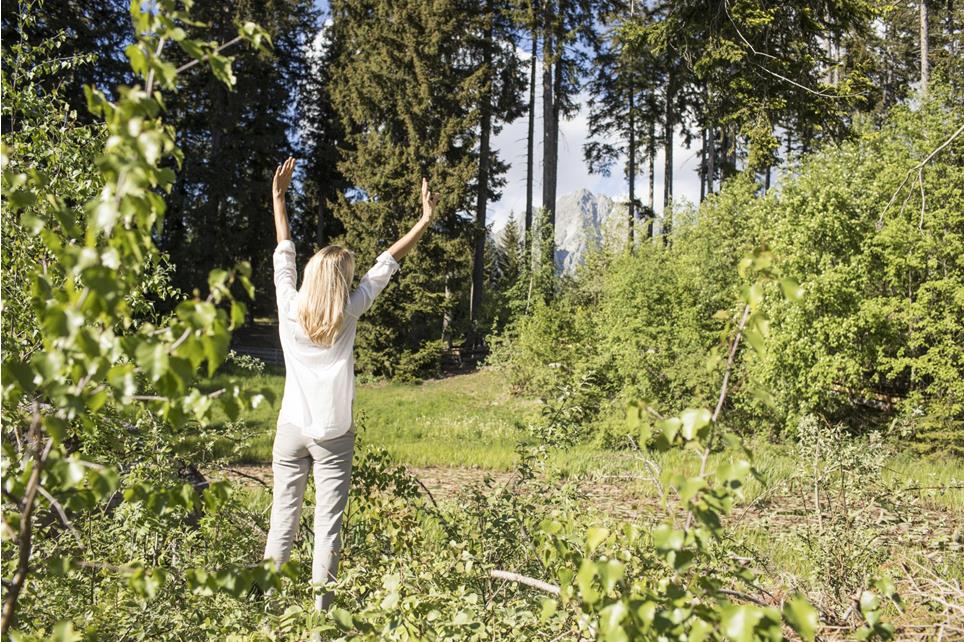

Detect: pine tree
158,0,319,312
584,5,660,245
468,0,527,334
539,0,600,272
328,0,482,376
1,0,132,121
299,15,349,253
638,0,876,184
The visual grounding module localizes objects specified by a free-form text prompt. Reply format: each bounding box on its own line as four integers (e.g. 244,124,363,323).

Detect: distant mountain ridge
500,189,629,274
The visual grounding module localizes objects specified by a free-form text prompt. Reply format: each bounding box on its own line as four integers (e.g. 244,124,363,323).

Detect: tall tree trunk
764,164,771,192
699,127,707,202
707,124,716,195
541,25,553,219
627,90,636,247
524,25,537,267
662,68,674,238
316,199,326,247
442,277,452,347
647,118,655,240
541,1,558,269
920,0,929,94
470,1,494,330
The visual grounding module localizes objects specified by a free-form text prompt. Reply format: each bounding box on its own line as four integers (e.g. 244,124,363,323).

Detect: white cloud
489,61,703,233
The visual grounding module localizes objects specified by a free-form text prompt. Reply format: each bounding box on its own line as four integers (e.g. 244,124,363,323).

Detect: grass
209,365,962,512
206,363,963,629
209,366,540,469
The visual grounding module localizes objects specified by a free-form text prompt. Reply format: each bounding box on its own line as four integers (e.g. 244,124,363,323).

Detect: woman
263,157,438,610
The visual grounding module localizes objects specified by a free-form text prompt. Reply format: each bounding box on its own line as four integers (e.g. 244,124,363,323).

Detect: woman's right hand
273,157,296,200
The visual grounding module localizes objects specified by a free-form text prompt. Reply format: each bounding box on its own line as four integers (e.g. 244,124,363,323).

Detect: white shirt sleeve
273,240,298,315
346,250,400,318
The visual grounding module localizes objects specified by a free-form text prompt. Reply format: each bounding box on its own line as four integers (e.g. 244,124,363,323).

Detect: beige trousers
263,423,355,610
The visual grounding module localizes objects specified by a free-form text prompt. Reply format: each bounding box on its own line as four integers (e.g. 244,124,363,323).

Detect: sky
488,56,703,233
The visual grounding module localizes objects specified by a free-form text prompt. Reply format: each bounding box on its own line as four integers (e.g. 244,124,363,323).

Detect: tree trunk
442,276,452,347
470,2,494,330
707,125,716,195
920,0,929,94
699,127,707,202
316,198,326,247
541,1,558,269
627,91,636,247
662,68,674,239
647,119,655,240
541,22,553,221
524,25,537,267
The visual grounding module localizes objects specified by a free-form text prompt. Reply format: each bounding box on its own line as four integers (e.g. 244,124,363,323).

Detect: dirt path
216,464,665,522
214,463,963,546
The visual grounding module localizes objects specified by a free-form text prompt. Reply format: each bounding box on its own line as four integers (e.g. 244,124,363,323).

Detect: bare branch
880,122,964,226
489,569,561,595
175,35,243,75
1,406,52,635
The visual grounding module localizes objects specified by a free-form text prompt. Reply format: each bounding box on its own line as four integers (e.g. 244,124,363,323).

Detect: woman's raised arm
387,178,439,261
272,157,296,243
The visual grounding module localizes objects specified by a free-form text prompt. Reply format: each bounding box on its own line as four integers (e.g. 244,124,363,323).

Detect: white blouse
273,240,400,439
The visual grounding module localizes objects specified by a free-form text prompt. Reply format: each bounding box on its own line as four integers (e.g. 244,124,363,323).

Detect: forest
1,0,962,640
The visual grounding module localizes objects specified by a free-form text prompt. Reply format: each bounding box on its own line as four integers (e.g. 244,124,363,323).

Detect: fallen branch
489,569,560,595
224,467,270,490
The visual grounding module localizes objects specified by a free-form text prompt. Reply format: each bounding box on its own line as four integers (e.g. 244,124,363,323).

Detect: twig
880,122,964,226
718,588,769,607
36,486,85,550
412,474,442,512
685,304,751,531
712,304,752,423
175,35,243,75
1,405,52,636
489,569,560,595
224,468,270,490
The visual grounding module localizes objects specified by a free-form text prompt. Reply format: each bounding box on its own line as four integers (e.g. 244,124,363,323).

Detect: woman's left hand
421,177,440,222
273,157,296,199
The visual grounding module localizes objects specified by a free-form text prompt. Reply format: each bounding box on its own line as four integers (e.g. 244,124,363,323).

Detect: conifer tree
539,0,599,271
584,5,660,245
158,0,319,311
299,16,348,252
328,0,481,375
468,0,526,334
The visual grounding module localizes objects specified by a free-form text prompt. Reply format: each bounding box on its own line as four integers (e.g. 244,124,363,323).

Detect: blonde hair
298,245,355,347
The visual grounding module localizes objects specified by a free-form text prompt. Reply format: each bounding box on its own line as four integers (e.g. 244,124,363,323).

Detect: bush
496,89,964,454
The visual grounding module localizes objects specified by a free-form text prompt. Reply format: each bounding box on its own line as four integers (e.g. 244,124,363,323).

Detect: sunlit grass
208,366,963,513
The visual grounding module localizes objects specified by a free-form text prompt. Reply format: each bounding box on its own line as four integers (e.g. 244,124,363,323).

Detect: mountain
553,189,629,273
495,189,631,274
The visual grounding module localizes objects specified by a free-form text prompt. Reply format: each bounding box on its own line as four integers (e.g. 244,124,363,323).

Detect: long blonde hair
298,245,355,346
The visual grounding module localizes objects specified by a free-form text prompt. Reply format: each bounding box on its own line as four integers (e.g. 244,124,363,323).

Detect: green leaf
586,526,610,553
599,601,628,641
859,591,880,615
675,475,706,504
135,341,169,382
721,604,764,642
680,408,711,441
652,524,684,551
783,596,819,641
576,558,599,604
